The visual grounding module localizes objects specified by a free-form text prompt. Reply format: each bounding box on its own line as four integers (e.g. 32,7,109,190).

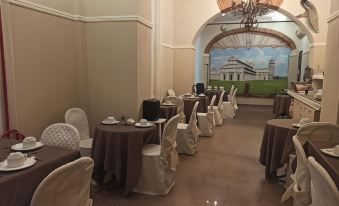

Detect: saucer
292,123,301,128
102,120,119,125
162,103,175,106
0,157,36,172
11,142,44,151
134,123,153,128
186,96,198,99
320,148,339,158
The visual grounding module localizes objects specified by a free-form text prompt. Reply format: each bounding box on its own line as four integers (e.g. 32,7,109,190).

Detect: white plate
11,142,44,151
186,96,198,99
0,157,36,172
198,94,206,97
162,103,175,106
320,148,339,158
292,123,301,128
102,120,120,125
134,123,154,128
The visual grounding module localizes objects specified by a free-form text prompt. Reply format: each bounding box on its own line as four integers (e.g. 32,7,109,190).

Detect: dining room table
259,118,299,179
182,96,208,123
272,94,291,118
205,89,227,106
160,104,177,120
304,140,339,189
0,138,80,206
91,122,159,195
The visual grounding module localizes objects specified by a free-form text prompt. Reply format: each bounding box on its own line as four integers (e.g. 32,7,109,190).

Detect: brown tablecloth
160,105,177,120
92,124,159,195
205,90,223,106
273,95,291,117
183,97,207,123
259,119,298,179
0,139,80,206
305,141,339,189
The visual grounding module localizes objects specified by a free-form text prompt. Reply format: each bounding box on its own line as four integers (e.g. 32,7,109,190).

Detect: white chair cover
308,157,339,206
232,88,238,110
133,115,180,195
228,85,234,101
223,88,237,119
167,89,176,97
296,122,339,145
197,95,216,137
31,157,94,206
208,91,225,126
176,101,200,155
164,96,186,123
41,123,80,150
65,108,92,156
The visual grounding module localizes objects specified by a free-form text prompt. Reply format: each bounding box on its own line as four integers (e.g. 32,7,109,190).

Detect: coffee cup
140,119,148,126
334,145,339,156
7,152,27,168
107,116,116,122
23,136,37,149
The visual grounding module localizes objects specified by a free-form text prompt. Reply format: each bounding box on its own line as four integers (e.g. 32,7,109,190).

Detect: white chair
197,95,216,137
163,96,186,123
133,115,180,195
227,85,234,102
223,88,238,119
31,157,94,206
65,108,92,157
281,122,339,205
41,123,80,150
167,89,176,97
208,91,226,126
308,157,339,206
176,101,200,155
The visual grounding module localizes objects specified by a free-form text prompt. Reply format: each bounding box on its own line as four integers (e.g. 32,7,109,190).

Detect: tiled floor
92,105,293,206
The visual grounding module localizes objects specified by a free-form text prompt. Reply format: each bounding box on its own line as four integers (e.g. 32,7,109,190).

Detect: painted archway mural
205,28,296,97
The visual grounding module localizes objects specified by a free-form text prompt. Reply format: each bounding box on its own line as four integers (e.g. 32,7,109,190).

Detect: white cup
23,136,37,149
7,152,27,168
299,118,311,125
140,119,148,126
334,145,339,156
107,116,116,121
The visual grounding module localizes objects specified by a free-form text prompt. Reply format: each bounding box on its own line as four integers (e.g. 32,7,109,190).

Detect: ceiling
212,32,289,49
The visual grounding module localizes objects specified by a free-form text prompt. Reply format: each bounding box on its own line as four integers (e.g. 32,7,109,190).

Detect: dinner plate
186,96,198,99
162,103,175,106
102,120,120,125
0,157,36,172
134,123,154,128
320,148,339,158
11,142,44,151
292,123,301,128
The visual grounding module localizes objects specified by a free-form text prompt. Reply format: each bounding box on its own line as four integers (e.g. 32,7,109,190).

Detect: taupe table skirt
160,105,177,120
205,90,223,106
183,97,207,123
259,119,298,179
273,95,291,117
0,139,80,206
92,124,159,195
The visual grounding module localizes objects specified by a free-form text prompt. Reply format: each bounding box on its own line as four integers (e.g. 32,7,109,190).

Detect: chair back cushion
65,108,90,140
31,157,93,206
41,123,80,150
164,96,184,115
308,157,339,206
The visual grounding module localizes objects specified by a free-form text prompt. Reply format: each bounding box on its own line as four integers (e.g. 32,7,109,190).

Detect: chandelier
217,0,284,29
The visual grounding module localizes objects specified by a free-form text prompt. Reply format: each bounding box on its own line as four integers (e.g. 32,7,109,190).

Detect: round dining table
273,94,291,117
205,90,227,106
92,123,159,195
160,104,177,120
182,96,208,123
259,118,299,179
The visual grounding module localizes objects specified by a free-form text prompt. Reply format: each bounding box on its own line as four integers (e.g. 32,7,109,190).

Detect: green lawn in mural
210,78,288,97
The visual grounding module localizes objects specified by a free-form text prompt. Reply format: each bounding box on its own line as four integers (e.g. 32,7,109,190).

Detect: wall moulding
161,43,196,50
6,0,153,28
328,10,339,23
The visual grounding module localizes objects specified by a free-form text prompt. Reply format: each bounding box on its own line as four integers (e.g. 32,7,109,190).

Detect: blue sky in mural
210,47,291,77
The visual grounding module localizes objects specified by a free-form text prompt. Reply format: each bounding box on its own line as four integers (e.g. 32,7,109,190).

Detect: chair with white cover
163,96,186,123
223,88,238,119
167,89,176,97
176,101,200,155
197,95,216,137
281,122,339,206
31,157,94,206
208,91,225,126
65,108,92,157
41,123,80,150
308,157,339,206
133,115,180,195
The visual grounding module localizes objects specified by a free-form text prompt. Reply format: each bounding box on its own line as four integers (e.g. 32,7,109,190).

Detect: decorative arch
204,27,297,54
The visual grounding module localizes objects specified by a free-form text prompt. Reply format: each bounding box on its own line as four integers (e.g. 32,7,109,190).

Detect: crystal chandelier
217,0,284,29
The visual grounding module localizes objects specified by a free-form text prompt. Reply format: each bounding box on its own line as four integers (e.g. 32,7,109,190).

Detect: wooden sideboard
287,90,321,121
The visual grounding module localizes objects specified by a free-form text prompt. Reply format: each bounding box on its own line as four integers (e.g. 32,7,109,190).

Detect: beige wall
6,5,82,137
320,1,339,124
173,49,195,95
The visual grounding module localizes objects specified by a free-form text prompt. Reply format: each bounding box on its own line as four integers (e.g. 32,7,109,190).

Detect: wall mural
210,47,291,97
